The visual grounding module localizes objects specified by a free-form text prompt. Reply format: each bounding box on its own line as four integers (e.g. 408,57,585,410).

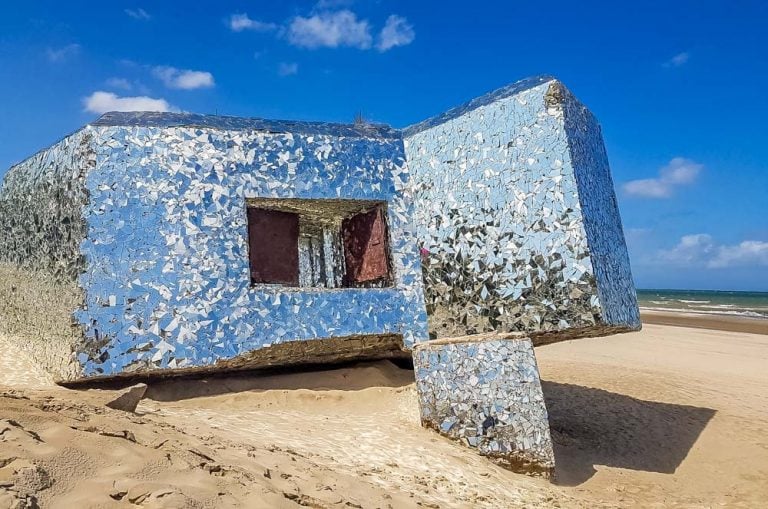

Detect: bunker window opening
247,208,299,285
342,206,391,286
247,201,392,289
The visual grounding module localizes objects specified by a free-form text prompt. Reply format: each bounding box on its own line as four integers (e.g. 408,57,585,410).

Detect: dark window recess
342,206,391,285
247,208,299,285
246,200,392,288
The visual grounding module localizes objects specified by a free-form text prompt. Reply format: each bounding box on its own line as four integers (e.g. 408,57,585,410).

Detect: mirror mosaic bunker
0,76,639,382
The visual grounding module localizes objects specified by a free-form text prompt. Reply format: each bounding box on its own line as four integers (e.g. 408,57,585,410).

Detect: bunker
0,76,640,382
0,114,429,382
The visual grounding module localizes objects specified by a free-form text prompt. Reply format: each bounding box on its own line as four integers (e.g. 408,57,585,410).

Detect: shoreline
640,308,768,335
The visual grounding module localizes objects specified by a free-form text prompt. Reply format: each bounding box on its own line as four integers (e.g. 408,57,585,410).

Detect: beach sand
1,318,767,507
641,309,768,335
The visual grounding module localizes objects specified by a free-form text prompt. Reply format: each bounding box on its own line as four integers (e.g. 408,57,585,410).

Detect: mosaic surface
404,77,639,338
0,75,640,381
0,130,92,281
76,118,428,377
413,336,555,474
0,116,429,380
0,131,93,380
558,83,640,327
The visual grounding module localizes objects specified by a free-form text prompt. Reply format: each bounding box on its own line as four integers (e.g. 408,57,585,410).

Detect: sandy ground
537,323,768,507
641,309,768,335
1,319,767,508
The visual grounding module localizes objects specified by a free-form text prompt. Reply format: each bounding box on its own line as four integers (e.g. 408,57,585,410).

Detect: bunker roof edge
2,74,577,175
90,112,402,140
401,74,558,137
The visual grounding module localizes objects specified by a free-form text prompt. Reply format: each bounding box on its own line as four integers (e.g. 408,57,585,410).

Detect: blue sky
1,1,766,291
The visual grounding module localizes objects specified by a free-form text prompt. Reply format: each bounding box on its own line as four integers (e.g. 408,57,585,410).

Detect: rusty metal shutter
247,208,299,285
342,206,390,284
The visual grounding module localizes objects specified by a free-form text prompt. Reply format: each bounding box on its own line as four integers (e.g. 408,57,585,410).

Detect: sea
636,289,768,320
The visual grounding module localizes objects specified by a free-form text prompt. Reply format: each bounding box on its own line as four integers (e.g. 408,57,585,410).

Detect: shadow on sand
142,363,715,487
542,380,716,486
144,359,415,401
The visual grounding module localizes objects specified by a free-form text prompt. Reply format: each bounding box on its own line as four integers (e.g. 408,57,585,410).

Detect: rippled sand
1,323,767,507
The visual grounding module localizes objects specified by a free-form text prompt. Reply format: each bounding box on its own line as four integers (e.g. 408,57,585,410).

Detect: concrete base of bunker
412,334,555,477
62,333,410,386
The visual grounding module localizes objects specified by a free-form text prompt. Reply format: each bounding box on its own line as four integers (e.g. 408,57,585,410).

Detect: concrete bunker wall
75,125,429,378
557,84,641,330
404,81,603,339
0,130,93,380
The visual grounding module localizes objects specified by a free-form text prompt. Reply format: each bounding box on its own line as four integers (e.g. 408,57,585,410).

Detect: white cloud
228,13,277,32
125,8,151,20
377,15,415,51
659,234,716,265
710,240,768,268
230,7,413,54
659,234,768,268
623,157,703,198
46,44,80,62
83,91,173,114
153,66,215,90
105,77,132,90
664,52,690,68
277,62,299,76
623,178,669,198
287,9,372,49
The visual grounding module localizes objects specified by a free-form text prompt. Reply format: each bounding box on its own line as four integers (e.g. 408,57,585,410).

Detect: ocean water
636,289,768,319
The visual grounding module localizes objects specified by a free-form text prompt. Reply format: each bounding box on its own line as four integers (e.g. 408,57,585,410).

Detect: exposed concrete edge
59,333,407,387
414,332,531,348
60,322,640,387
529,323,640,347
415,324,640,350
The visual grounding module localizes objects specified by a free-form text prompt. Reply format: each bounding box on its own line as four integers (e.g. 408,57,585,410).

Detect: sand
537,322,768,507
1,319,767,508
641,309,768,335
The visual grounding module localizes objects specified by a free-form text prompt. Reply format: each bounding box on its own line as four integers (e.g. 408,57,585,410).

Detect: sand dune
2,323,768,507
